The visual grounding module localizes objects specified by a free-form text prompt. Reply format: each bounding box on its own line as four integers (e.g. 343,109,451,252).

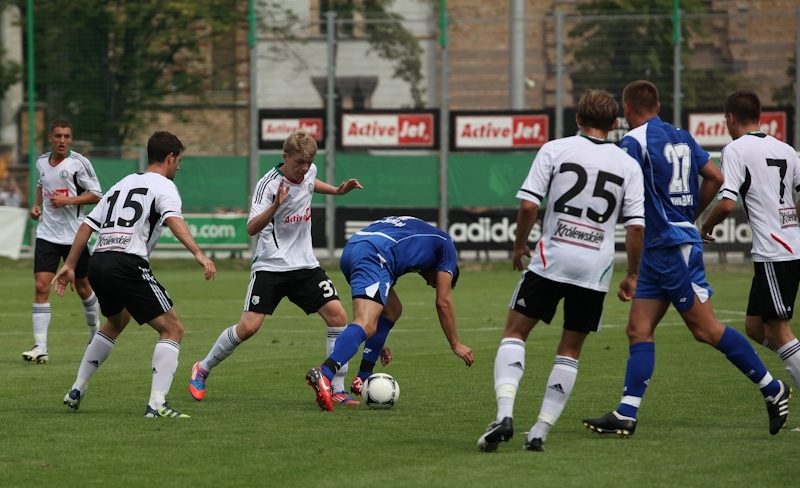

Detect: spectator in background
0,177,23,208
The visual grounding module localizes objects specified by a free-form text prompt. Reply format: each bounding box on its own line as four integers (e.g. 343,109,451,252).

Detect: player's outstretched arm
695,160,724,220
433,271,474,367
314,178,363,196
52,223,94,296
699,197,736,242
618,224,644,302
512,199,538,270
165,216,216,281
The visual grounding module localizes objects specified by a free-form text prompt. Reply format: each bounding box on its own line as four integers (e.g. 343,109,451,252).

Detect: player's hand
196,254,216,280
700,224,716,243
337,179,363,195
452,342,474,367
512,245,531,271
52,266,76,297
30,205,42,220
618,274,637,302
274,179,290,206
380,346,393,367
50,195,70,208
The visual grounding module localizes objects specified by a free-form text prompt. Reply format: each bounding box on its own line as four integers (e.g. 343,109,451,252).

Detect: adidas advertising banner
310,207,754,254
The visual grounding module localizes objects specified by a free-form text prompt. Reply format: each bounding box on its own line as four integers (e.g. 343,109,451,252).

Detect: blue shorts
340,240,394,306
634,242,713,313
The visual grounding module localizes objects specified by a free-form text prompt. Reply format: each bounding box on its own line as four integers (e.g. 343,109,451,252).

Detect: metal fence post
795,6,800,147
509,0,524,110
673,3,682,127
555,10,564,139
325,11,337,259
438,2,449,231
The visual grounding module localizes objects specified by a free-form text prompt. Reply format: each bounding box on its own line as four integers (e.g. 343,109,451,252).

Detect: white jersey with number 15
85,172,183,260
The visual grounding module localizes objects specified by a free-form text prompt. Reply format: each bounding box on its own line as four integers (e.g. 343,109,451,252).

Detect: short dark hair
147,131,185,164
49,119,72,133
724,89,761,125
622,80,660,115
577,89,618,131
451,265,460,289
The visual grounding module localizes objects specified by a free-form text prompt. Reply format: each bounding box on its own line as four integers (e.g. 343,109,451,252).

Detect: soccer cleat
582,411,637,437
523,438,545,452
306,367,334,412
22,345,49,364
350,376,364,397
189,361,210,401
477,417,513,452
332,391,360,405
765,379,791,435
63,389,82,411
144,401,190,418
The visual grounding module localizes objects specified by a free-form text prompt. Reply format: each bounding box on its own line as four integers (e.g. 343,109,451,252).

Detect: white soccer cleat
22,345,49,364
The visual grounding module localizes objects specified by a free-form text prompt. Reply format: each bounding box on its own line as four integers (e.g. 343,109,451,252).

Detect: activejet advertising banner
259,109,325,150
451,111,552,151
309,207,754,254
688,110,788,148
339,111,438,149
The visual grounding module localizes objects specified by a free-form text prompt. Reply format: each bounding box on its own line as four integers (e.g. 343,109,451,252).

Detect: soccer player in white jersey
701,89,800,391
53,131,216,418
477,89,645,452
188,130,364,405
583,81,789,438
24,120,102,364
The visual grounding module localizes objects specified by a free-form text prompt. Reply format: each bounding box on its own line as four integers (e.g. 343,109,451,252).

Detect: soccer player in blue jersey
582,80,790,436
305,216,474,411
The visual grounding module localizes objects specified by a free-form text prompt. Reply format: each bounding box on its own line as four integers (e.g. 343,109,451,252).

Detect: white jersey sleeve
718,133,800,261
250,164,320,272
86,172,182,260
523,135,645,292
35,151,103,245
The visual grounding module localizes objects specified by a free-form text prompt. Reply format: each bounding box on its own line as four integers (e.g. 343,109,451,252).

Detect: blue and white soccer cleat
63,389,82,411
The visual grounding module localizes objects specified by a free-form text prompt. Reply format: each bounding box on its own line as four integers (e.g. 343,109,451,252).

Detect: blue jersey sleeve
620,137,644,166
690,137,711,171
436,240,459,275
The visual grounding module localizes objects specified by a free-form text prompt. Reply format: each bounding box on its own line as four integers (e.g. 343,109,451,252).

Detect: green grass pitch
1,257,798,487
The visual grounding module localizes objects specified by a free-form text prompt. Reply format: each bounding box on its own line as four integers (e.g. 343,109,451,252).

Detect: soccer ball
362,373,400,409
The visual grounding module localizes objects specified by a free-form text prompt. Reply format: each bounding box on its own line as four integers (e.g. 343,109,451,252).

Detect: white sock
149,340,180,410
32,303,50,351
494,338,526,422
200,325,241,371
328,326,347,392
529,355,578,442
72,331,115,394
82,292,101,341
777,338,800,389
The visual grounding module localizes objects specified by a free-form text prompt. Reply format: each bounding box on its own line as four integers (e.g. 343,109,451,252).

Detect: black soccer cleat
766,380,791,435
582,411,636,438
477,417,513,452
522,437,545,452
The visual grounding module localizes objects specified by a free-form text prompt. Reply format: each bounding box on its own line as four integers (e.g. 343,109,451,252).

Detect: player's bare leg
318,300,358,404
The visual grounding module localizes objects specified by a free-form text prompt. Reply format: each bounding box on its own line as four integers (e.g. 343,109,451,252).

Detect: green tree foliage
16,0,243,150
568,0,738,110
0,43,20,99
321,0,426,108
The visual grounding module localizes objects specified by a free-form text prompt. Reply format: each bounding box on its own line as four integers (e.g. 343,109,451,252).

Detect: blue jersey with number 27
620,116,711,249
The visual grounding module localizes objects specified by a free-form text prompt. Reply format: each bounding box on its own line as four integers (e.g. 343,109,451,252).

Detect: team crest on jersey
59,170,68,179
307,183,314,195
552,218,604,250
251,296,260,305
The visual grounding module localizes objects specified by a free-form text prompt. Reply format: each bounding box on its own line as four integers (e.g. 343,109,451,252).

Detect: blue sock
716,326,780,398
358,316,394,378
321,324,366,380
616,342,655,419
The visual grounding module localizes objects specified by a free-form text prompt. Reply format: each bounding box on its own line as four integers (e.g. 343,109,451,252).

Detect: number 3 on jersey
318,279,336,298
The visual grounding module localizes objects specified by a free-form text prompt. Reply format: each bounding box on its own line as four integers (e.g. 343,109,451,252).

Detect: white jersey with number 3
718,132,800,262
250,163,319,272
85,172,183,260
35,151,103,245
517,135,645,291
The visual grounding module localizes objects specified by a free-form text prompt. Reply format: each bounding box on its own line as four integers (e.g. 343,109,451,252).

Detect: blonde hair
577,89,618,131
283,130,318,160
